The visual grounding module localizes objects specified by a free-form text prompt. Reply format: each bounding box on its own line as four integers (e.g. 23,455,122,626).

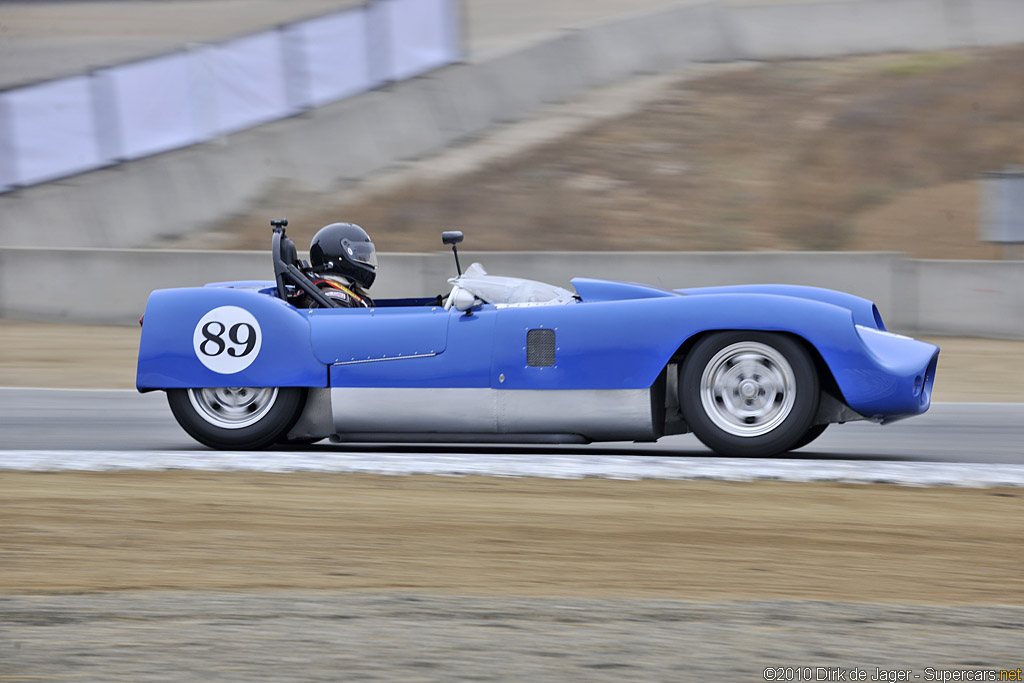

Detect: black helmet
309,222,377,289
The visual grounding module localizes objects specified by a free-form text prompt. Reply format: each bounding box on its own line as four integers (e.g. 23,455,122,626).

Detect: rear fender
136,288,327,390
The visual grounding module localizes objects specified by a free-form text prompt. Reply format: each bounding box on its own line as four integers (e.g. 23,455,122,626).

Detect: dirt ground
4,443,1023,678
2,473,1021,603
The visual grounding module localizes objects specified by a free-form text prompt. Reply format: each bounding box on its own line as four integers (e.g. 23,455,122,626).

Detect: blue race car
137,222,939,457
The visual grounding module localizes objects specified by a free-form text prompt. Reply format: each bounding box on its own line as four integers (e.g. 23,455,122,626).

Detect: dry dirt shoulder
1,320,1021,401
2,473,1022,604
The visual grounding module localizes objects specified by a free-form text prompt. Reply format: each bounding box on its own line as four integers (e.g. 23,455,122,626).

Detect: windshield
448,263,576,306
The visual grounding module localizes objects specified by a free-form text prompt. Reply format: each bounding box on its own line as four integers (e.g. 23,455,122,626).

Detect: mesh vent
527,329,556,367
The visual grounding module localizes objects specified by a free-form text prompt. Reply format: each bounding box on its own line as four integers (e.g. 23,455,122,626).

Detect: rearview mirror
443,230,465,276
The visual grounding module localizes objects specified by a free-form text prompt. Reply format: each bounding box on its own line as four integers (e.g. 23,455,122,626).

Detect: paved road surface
2,388,1022,465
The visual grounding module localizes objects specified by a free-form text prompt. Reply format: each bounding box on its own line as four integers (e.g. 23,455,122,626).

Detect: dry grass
212,47,1024,257
3,473,1022,603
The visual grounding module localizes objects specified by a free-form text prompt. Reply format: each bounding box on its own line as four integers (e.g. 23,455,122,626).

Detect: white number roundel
192,306,263,374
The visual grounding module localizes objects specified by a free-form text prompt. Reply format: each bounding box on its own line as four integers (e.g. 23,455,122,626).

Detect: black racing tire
167,387,307,450
790,424,829,451
679,332,820,458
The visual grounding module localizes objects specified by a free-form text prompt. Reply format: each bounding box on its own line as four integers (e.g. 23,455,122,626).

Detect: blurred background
1,0,1023,344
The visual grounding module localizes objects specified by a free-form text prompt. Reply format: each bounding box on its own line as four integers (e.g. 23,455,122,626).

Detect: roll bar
271,219,340,309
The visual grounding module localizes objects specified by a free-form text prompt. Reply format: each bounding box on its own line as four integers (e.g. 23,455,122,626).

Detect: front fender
677,284,886,330
491,292,935,422
136,288,327,390
664,294,937,421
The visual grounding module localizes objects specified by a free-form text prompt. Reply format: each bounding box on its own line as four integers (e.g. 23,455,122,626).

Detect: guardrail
0,0,460,192
1,249,1021,339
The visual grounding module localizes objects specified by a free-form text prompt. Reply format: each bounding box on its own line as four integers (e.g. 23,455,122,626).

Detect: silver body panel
328,432,588,444
290,382,860,445
329,387,657,442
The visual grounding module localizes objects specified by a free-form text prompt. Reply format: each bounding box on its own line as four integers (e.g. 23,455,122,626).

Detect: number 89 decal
192,306,263,374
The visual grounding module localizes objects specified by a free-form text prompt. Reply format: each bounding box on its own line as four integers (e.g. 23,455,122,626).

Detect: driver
304,222,377,308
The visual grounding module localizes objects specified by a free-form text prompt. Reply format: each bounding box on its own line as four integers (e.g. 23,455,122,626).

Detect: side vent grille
527,329,556,367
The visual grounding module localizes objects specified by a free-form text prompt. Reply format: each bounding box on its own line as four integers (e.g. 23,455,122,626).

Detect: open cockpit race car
136,220,939,457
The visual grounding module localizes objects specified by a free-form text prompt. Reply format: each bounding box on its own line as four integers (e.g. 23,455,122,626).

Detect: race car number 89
193,306,262,374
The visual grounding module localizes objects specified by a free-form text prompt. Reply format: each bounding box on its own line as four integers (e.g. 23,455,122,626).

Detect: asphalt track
2,388,1022,466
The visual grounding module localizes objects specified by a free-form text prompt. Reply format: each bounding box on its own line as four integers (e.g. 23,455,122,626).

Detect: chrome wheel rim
188,387,278,430
700,342,796,438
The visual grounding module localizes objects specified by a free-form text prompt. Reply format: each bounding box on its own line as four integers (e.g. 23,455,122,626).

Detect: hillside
208,46,1024,258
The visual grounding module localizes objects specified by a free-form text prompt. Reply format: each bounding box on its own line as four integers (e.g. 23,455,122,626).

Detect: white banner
0,0,461,192
0,99,15,191
283,9,377,109
195,30,294,137
3,76,106,186
383,0,460,81
96,53,201,160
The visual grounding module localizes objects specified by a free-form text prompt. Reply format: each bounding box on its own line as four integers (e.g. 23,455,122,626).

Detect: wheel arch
673,329,824,456
656,328,848,434
167,386,308,450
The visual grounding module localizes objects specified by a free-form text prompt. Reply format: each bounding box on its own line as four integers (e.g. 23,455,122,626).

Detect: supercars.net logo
762,667,1022,681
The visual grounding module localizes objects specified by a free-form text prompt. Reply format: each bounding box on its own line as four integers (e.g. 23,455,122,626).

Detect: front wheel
679,332,819,457
167,387,306,450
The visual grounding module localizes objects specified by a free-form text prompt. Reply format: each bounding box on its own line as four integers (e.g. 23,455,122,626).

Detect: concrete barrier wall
729,0,953,59
902,259,1024,338
971,0,1024,44
2,248,1022,338
3,0,1023,250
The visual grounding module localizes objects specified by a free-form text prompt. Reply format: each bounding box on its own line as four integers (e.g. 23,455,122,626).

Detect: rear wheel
680,332,819,457
167,387,306,450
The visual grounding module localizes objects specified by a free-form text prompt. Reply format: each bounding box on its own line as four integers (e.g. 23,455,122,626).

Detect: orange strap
314,279,367,307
